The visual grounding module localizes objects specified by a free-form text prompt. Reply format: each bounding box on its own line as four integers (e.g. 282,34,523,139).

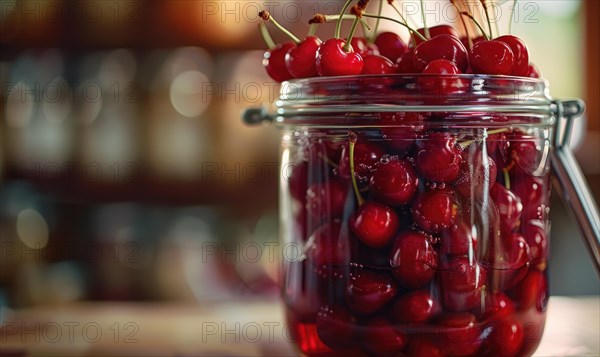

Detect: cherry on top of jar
274,74,553,128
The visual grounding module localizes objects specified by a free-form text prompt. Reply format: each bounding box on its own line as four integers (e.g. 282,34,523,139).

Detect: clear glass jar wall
278,75,553,357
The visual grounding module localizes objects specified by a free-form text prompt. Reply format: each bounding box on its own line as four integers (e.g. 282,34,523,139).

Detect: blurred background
0,0,598,336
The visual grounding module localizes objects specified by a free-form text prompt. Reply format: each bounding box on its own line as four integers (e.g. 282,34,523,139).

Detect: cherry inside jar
278,75,552,357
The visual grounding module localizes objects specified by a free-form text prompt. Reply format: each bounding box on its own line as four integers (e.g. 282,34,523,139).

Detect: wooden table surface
0,296,598,357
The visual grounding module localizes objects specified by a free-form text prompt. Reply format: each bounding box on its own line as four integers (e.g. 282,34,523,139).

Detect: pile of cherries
266,1,549,356
260,2,541,82
284,121,550,357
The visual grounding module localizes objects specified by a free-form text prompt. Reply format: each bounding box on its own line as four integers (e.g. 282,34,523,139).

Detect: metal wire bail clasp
551,99,600,274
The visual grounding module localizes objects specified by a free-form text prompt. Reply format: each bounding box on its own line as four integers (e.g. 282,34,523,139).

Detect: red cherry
440,222,478,256
435,312,483,357
419,59,467,94
481,317,525,357
415,25,461,46
522,219,548,266
351,37,380,57
512,173,549,223
305,221,349,266
361,54,396,74
316,38,364,76
527,63,542,78
338,142,385,181
369,157,419,206
284,36,321,78
423,58,461,74
263,42,295,82
490,183,523,234
349,202,399,248
413,34,469,72
406,337,444,357
512,270,548,312
374,31,407,62
346,269,397,315
439,256,487,312
380,112,425,153
486,234,530,290
359,319,406,356
415,133,463,183
389,231,438,289
306,181,347,221
413,188,460,234
359,319,406,357
478,292,516,319
395,50,417,73
469,40,515,75
508,133,540,175
496,35,530,76
392,289,440,323
316,305,356,349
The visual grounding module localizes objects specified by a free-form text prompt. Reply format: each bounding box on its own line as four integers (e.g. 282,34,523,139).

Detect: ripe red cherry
392,289,440,323
406,338,444,357
316,305,356,349
285,36,321,78
362,54,396,74
509,134,540,174
423,58,461,74
380,112,425,153
439,256,487,311
369,157,419,206
349,202,399,248
359,319,406,357
527,63,542,78
351,37,379,57
413,34,469,72
440,222,478,256
306,181,347,221
481,317,525,357
415,25,461,46
435,312,483,357
415,133,463,183
374,31,407,62
346,269,397,315
412,188,460,234
512,269,548,312
490,183,523,234
396,50,417,73
487,234,530,290
477,292,516,319
470,40,515,75
496,35,530,76
305,221,349,266
420,59,467,94
263,42,295,82
338,142,385,181
316,38,364,76
522,219,548,266
389,231,438,289
512,173,549,223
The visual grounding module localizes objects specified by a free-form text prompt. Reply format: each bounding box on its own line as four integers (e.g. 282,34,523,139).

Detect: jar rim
273,74,553,128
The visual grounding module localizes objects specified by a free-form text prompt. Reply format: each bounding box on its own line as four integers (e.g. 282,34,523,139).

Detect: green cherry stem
258,22,276,49
259,10,301,44
450,0,472,49
388,0,417,47
335,0,354,38
343,16,361,52
480,0,494,39
503,168,511,190
349,132,365,206
458,128,509,149
460,11,490,41
361,13,427,41
420,0,430,38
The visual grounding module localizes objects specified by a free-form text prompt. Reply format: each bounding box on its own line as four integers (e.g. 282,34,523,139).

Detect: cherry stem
388,1,417,47
480,0,494,39
458,128,509,149
343,16,361,52
420,0,430,38
260,11,301,44
349,132,365,206
450,0,472,49
369,0,383,43
361,13,427,41
307,23,318,36
335,0,354,38
460,11,490,41
258,22,276,49
503,168,511,190
509,0,517,34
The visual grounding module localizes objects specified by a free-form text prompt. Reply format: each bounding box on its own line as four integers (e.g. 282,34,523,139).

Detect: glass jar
244,74,595,357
